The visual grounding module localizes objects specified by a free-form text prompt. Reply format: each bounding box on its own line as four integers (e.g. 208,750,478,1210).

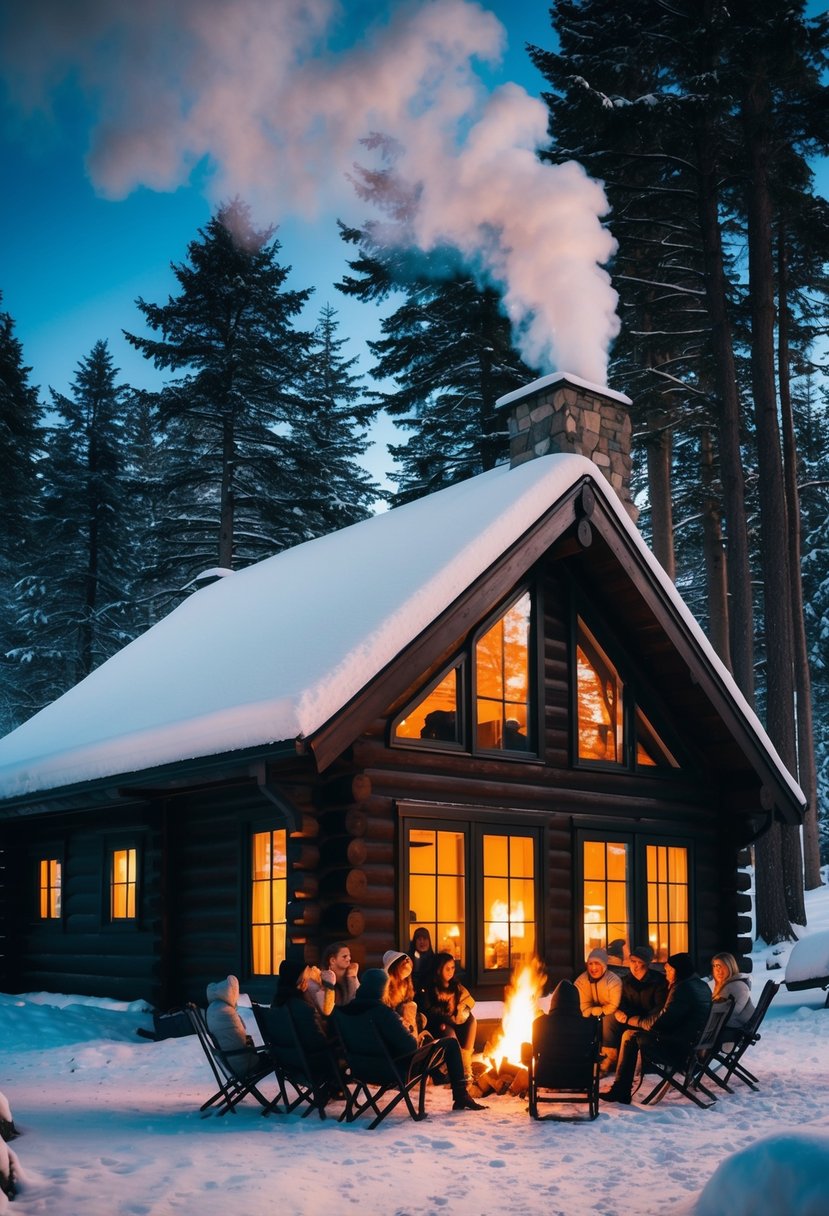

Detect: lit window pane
583,841,606,879
646,844,689,962
409,827,467,966
484,835,509,875
475,592,532,752
510,836,534,878
410,829,436,874
394,668,461,744
437,831,464,873
437,874,464,922
250,829,287,976
409,875,436,924
111,848,137,921
483,831,536,971
576,619,623,764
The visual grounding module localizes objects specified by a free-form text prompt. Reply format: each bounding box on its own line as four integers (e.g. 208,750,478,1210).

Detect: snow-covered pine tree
0,295,43,731
125,198,314,586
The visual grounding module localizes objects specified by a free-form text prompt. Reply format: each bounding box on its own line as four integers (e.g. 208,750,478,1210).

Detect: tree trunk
699,427,731,666
219,414,235,570
755,822,793,946
694,116,754,700
742,70,801,932
645,410,675,580
777,222,822,892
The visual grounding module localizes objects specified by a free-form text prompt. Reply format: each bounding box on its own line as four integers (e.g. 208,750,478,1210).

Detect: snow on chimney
497,373,637,522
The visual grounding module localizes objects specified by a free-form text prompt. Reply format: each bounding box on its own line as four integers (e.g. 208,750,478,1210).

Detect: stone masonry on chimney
497,372,638,521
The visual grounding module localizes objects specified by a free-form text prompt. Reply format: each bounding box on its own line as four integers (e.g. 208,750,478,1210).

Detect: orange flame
488,958,547,1069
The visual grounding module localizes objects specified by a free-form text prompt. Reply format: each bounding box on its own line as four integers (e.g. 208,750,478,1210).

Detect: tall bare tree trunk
777,223,822,892
700,427,731,666
695,117,755,701
646,410,675,580
219,415,235,570
743,68,802,934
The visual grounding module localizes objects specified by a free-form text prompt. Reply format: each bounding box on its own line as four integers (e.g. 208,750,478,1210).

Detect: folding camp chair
331,1007,445,1129
185,1004,275,1117
639,997,733,1109
521,1013,602,1121
251,1001,348,1120
701,979,779,1093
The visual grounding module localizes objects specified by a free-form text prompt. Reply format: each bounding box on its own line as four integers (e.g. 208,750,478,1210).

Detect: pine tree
125,198,315,586
11,341,133,708
289,303,382,536
0,295,43,730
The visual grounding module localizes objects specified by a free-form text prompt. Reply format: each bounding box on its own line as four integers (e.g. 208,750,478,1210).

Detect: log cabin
0,374,805,1009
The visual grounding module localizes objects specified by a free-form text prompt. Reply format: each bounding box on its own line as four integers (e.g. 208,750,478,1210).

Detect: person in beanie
602,952,711,1105
383,949,423,1040
574,948,623,1064
337,969,487,1111
272,960,331,1034
603,944,669,1071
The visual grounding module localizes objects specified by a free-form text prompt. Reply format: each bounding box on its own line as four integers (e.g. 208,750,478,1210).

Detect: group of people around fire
204,926,755,1113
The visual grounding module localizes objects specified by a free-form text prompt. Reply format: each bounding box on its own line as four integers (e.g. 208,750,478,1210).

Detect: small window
251,829,287,976
647,844,689,960
39,858,62,920
393,665,463,747
110,848,137,920
482,833,536,971
475,591,532,752
576,618,624,764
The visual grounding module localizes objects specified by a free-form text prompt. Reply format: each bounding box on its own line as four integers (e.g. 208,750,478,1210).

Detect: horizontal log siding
0,805,163,1002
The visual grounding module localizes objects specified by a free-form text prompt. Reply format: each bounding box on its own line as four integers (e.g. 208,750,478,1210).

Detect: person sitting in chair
417,952,478,1082
603,952,711,1105
338,968,486,1111
603,944,668,1073
318,942,360,1007
205,974,262,1079
574,948,622,1069
711,952,755,1043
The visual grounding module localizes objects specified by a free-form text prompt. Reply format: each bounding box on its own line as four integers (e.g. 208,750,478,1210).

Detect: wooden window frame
104,838,141,930
391,584,541,762
575,827,695,967
248,823,288,979
569,592,689,778
36,850,64,925
399,803,544,988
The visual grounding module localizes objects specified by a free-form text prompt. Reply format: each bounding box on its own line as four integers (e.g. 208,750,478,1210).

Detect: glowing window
408,827,466,962
393,666,462,746
39,858,62,920
576,618,624,764
582,840,631,959
482,834,535,971
251,829,287,976
647,844,689,961
475,591,532,751
111,848,137,920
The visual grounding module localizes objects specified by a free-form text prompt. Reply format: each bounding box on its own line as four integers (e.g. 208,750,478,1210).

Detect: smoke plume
0,0,619,382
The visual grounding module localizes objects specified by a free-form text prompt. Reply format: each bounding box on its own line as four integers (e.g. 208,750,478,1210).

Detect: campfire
473,958,547,1098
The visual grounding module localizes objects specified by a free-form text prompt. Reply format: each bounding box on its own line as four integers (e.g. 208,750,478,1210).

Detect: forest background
1,0,828,950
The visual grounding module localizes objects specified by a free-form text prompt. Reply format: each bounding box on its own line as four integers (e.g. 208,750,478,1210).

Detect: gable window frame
575,826,694,966
570,593,688,777
400,802,545,988
391,583,541,762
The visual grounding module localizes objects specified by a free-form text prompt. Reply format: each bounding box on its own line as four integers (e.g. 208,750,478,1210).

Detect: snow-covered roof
0,453,805,807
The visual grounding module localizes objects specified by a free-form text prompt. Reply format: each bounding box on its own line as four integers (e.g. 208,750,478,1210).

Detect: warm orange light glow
487,958,547,1068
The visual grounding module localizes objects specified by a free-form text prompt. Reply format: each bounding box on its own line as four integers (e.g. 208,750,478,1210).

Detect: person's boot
600,1085,631,1105
600,1048,618,1076
451,1082,487,1111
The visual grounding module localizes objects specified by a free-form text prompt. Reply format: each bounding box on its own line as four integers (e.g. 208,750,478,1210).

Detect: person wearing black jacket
336,969,486,1111
602,952,711,1105
603,944,668,1072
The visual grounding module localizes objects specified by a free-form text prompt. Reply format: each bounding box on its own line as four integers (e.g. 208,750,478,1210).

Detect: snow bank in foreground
695,1133,829,1216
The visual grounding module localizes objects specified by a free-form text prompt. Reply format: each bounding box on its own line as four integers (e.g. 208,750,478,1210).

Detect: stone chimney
497,372,638,521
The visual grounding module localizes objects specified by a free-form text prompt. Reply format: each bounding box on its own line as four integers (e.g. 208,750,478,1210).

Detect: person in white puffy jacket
205,974,261,1078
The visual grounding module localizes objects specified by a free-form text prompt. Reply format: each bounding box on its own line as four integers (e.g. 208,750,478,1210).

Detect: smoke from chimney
1,0,619,381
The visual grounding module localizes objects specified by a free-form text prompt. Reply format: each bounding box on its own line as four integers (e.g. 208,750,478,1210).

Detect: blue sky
0,2,825,489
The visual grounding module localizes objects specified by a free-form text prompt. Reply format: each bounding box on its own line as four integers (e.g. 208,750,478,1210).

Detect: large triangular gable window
392,589,535,757
576,616,680,772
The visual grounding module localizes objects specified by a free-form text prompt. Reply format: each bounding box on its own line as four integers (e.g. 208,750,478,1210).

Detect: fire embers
471,1056,530,1100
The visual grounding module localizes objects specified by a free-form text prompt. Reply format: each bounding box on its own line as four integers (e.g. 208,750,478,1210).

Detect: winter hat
629,944,655,966
383,950,409,973
359,968,389,1002
667,952,696,982
206,974,239,1007
276,959,305,990
607,939,626,960
587,948,609,968
547,979,580,1015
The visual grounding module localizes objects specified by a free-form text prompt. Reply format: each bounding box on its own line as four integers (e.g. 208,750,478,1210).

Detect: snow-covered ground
1,883,828,1216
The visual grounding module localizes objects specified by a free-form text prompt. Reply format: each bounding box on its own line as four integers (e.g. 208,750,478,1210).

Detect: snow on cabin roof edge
0,451,805,810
